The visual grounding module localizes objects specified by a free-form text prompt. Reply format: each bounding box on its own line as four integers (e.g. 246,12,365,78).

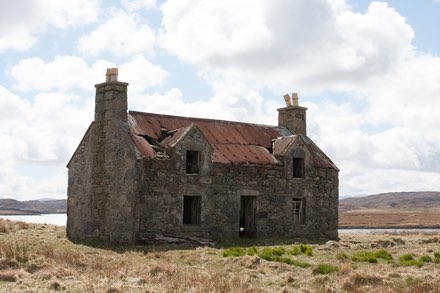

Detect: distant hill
0,198,66,215
339,191,440,211
339,191,440,228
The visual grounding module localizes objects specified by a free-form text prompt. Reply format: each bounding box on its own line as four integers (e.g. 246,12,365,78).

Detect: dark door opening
239,196,256,237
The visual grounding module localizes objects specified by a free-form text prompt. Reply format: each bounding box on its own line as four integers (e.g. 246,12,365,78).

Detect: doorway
239,196,256,237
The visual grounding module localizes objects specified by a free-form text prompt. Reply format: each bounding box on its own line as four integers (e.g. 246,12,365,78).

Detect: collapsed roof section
127,111,337,169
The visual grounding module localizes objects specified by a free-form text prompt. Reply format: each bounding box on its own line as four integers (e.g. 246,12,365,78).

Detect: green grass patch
313,263,337,275
434,252,440,264
398,254,424,268
222,247,245,257
287,244,313,256
419,255,432,263
256,247,310,268
287,246,300,255
351,249,392,263
246,246,257,256
299,244,313,256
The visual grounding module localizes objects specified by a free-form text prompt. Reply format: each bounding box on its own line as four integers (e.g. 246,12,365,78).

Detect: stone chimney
277,93,307,135
94,68,128,122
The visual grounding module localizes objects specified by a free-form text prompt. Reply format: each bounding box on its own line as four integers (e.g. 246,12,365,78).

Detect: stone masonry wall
134,129,338,241
67,81,139,243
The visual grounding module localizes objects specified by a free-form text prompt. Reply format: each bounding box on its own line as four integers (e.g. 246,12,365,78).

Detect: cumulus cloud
0,0,100,52
9,55,167,92
119,55,169,93
78,10,156,57
159,0,414,92
130,82,279,126
0,85,93,200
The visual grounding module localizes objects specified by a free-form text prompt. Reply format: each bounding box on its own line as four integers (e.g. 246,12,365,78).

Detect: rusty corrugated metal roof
302,136,339,170
273,136,298,156
127,111,337,170
128,111,286,164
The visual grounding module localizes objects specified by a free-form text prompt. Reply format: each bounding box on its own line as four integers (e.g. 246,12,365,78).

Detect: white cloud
0,85,93,200
122,0,157,11
158,0,440,196
119,55,169,93
160,0,413,92
9,56,112,92
130,82,278,125
9,55,167,92
0,0,100,52
78,10,156,57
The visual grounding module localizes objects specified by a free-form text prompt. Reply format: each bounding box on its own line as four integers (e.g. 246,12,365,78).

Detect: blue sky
1,0,440,200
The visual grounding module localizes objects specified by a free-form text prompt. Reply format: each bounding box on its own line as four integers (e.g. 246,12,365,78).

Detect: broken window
292,198,305,224
292,158,304,178
183,196,201,225
186,150,200,174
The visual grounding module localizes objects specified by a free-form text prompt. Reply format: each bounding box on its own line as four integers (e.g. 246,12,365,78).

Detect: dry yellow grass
0,218,439,292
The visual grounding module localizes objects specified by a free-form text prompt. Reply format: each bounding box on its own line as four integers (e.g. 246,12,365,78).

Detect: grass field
0,219,439,292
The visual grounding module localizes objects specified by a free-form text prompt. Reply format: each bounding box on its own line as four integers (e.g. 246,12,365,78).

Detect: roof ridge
128,110,283,129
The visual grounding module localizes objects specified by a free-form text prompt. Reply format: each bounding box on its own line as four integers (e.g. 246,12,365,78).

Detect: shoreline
0,211,66,216
340,225,440,229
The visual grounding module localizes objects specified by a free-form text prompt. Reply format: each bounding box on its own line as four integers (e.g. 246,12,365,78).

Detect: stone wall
67,81,140,243
134,128,339,241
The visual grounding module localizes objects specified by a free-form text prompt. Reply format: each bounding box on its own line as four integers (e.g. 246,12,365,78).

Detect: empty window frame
183,196,201,225
186,150,200,174
292,158,305,178
292,198,305,224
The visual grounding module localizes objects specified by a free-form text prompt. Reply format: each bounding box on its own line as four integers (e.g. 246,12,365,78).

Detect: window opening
292,158,304,178
183,196,201,225
186,150,200,174
292,198,305,224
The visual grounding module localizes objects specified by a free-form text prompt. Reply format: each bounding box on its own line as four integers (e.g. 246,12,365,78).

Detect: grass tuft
351,249,392,263
222,247,245,257
398,254,424,267
247,246,258,256
313,263,337,275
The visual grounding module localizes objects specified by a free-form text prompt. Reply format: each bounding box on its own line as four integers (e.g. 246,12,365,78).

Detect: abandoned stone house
66,68,339,244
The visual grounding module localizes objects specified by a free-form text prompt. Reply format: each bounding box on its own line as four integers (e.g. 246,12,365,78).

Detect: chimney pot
105,67,118,82
292,93,299,106
283,94,292,106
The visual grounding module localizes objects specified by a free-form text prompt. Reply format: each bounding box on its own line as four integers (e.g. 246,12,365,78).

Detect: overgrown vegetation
313,263,338,274
0,218,439,292
351,249,393,263
223,245,311,268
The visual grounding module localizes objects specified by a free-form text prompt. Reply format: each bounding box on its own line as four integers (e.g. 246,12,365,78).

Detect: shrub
222,247,245,257
313,263,337,275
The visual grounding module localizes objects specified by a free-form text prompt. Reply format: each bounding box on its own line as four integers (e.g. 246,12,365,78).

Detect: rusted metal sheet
212,144,279,165
128,111,337,170
273,136,297,156
128,111,287,164
129,132,156,158
302,136,339,170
